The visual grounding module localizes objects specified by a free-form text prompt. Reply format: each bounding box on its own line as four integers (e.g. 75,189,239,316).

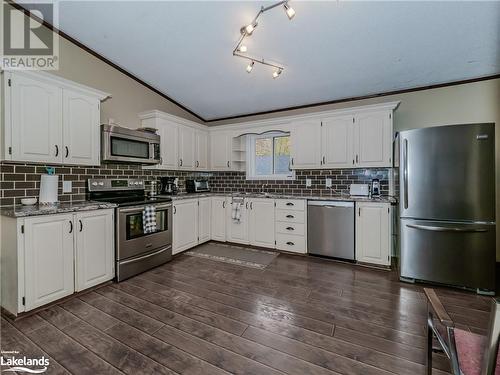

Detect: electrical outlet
325,178,332,188
305,178,312,188
63,181,72,193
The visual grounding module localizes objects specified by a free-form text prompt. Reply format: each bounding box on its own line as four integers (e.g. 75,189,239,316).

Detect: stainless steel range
88,178,172,281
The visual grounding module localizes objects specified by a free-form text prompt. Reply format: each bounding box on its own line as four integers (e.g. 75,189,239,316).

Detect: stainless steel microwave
101,124,160,164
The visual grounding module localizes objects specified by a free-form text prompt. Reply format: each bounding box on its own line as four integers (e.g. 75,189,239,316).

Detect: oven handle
118,203,172,214
119,246,171,265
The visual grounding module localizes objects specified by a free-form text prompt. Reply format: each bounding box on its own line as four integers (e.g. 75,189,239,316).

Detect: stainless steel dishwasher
307,201,355,260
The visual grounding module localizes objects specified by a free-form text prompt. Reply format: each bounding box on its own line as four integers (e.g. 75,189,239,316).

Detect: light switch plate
325,178,332,188
305,178,312,187
63,180,72,193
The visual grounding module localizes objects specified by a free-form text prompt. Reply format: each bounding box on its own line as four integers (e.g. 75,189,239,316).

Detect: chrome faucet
261,184,266,193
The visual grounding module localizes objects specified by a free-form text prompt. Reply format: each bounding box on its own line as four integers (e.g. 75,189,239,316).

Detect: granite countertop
0,201,117,218
164,192,397,204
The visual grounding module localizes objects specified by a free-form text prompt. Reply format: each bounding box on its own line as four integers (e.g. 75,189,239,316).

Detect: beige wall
8,4,202,127
211,79,500,258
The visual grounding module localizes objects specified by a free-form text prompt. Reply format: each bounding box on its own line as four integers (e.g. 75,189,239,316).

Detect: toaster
349,184,370,196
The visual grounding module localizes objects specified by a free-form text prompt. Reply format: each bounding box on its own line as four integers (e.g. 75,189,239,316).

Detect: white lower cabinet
226,198,249,245
355,202,391,266
210,196,227,241
75,210,114,292
173,199,199,254
24,214,75,311
198,197,211,243
172,197,213,254
248,198,275,248
1,209,114,316
275,199,307,254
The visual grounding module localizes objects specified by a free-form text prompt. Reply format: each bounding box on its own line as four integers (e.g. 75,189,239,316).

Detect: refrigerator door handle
403,138,408,209
406,224,488,233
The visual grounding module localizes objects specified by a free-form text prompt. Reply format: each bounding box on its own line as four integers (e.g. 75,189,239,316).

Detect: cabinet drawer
276,222,305,236
276,210,305,223
275,199,305,211
276,234,306,253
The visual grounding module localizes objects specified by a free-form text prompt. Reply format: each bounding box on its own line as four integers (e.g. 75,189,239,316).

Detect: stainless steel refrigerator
399,123,496,294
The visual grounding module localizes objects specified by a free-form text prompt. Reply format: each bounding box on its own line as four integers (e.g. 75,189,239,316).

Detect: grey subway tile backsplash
0,161,390,207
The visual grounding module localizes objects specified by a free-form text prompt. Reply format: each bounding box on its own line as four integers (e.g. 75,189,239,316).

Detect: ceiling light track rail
232,0,295,79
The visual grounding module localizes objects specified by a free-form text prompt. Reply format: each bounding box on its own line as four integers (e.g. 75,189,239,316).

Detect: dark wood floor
1,244,492,375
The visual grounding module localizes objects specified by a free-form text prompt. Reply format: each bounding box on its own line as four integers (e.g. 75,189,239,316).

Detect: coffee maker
159,177,178,195
370,179,381,197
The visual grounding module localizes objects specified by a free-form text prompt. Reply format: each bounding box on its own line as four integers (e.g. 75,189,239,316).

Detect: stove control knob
134,182,140,186
91,182,98,186
98,182,104,186
138,181,143,185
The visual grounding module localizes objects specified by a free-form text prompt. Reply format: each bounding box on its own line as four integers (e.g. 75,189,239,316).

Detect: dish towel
231,197,244,223
143,206,157,234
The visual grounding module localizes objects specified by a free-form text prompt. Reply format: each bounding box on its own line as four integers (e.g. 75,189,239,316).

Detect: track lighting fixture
241,22,257,35
246,61,254,73
283,3,295,20
233,1,295,78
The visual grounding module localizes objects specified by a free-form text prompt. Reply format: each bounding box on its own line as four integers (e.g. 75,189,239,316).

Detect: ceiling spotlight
283,3,295,20
272,68,282,79
246,61,255,73
241,22,257,35
238,45,248,53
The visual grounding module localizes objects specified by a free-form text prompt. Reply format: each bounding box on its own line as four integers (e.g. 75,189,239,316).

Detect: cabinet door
75,210,114,292
290,120,322,169
210,197,227,241
24,214,74,311
354,111,392,167
249,198,275,248
210,133,232,170
195,130,209,170
173,199,199,254
158,119,179,169
355,202,391,266
10,73,62,163
322,115,355,168
226,198,249,244
198,197,211,243
178,126,196,170
63,89,100,166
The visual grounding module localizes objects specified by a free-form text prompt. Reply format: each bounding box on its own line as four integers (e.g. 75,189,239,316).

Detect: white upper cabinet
24,214,74,311
158,120,179,169
354,110,393,167
75,210,114,292
9,73,63,163
195,130,209,170
290,120,322,169
63,89,100,166
321,115,355,168
210,132,232,170
355,202,391,266
3,71,108,165
178,125,196,170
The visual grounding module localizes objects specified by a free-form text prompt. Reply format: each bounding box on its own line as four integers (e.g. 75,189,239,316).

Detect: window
247,132,294,180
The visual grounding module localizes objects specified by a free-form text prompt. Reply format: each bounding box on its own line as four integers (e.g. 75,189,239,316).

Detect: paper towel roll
39,175,59,204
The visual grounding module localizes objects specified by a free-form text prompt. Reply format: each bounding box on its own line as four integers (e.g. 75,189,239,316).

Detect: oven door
117,203,172,260
102,131,160,164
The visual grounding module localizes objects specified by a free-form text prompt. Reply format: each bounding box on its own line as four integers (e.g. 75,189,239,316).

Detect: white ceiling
56,1,500,121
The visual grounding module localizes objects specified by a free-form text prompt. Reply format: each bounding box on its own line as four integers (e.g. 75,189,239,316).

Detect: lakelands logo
1,352,49,373
1,1,59,70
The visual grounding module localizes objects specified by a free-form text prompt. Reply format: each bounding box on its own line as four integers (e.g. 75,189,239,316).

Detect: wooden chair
424,288,500,375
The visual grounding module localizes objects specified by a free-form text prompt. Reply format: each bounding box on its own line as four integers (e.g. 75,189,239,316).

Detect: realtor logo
1,1,59,70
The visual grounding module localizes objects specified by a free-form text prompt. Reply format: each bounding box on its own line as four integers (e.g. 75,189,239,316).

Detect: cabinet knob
286,215,294,219
286,202,294,206
286,227,294,231
69,220,73,233
79,219,83,232
286,241,295,246
55,145,59,157
65,146,69,158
